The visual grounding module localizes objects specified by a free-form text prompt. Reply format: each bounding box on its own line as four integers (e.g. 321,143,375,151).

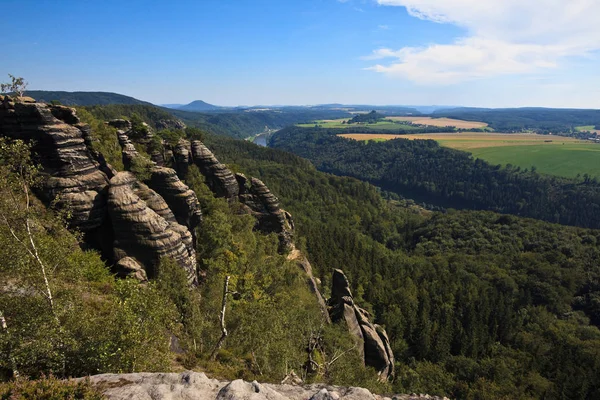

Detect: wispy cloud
378,24,389,30
368,0,600,84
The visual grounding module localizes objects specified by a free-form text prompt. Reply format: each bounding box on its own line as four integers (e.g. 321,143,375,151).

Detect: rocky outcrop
110,126,202,271
191,140,239,198
108,172,197,283
328,269,395,382
108,119,146,170
0,99,201,283
186,141,294,253
0,97,110,232
87,372,450,400
149,166,202,231
172,138,192,179
237,173,294,252
156,118,186,131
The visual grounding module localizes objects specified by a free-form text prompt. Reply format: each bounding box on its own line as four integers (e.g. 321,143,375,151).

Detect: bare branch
210,275,230,360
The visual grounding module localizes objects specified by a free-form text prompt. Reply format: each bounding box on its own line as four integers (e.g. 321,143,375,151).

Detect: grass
297,118,421,131
576,125,600,134
386,116,489,129
468,144,600,178
297,116,489,131
339,132,600,178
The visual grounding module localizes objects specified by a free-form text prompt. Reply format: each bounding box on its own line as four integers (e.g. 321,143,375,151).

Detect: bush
0,376,104,400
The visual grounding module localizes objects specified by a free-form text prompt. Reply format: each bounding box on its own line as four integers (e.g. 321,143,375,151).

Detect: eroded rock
328,269,395,381
191,140,239,198
86,372,451,400
108,172,197,283
0,101,110,232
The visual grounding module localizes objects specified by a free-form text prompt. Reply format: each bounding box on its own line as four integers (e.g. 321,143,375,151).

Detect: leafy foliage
0,376,103,400
206,133,600,399
434,107,600,134
271,126,600,229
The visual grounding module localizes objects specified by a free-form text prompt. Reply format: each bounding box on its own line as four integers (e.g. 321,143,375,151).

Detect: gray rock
86,372,451,400
108,172,197,284
191,140,240,198
0,101,110,232
328,269,395,381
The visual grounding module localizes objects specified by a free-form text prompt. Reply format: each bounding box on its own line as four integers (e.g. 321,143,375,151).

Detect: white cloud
369,0,600,84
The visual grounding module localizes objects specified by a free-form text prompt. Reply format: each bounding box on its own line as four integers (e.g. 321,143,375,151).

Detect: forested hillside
2,101,600,399
205,134,600,399
83,103,351,139
26,91,154,106
270,126,600,229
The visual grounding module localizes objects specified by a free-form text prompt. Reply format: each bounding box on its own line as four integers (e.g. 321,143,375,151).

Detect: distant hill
25,91,154,106
160,103,184,109
178,100,222,112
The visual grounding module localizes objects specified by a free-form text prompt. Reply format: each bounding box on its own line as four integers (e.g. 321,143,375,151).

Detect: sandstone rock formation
0,100,200,284
149,166,202,231
185,141,294,253
0,97,110,232
108,172,197,283
172,138,192,179
237,173,294,252
191,140,240,198
86,372,450,400
328,269,395,382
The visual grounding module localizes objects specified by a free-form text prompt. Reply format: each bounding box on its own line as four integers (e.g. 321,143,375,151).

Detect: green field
340,132,600,179
297,119,422,131
466,144,600,178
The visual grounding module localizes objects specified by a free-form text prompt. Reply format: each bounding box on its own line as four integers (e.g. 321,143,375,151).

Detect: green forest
433,108,600,134
204,134,600,399
2,106,600,399
270,126,600,229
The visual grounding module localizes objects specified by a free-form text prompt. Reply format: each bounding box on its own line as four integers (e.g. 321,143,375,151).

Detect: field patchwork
339,132,600,178
297,117,488,130
386,116,489,129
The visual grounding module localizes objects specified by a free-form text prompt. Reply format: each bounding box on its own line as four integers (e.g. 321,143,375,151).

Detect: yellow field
386,117,488,129
339,132,586,149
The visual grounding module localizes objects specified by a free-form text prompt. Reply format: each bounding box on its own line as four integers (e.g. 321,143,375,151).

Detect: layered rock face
0,97,110,232
184,140,294,252
328,269,395,382
237,174,295,252
108,172,197,283
87,372,450,400
149,166,202,231
0,100,200,284
190,140,239,198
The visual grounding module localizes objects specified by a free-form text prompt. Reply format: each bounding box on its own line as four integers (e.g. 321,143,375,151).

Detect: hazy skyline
3,0,599,108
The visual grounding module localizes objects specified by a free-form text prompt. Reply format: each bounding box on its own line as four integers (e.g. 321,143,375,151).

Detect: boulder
86,372,450,400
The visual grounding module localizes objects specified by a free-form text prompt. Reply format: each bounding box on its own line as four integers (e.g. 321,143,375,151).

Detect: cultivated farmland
386,116,489,129
297,117,488,130
339,132,600,178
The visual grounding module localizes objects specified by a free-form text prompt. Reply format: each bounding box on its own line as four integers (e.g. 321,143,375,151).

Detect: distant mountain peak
178,100,221,112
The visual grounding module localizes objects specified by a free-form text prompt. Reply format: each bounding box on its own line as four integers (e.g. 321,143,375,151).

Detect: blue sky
2,0,599,108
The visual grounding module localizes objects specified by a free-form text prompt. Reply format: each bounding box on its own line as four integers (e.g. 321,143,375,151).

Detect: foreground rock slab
88,372,449,400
